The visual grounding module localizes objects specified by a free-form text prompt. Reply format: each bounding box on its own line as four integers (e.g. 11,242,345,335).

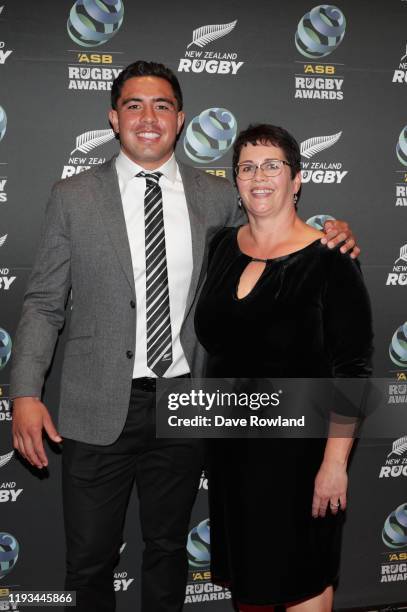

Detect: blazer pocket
64,336,93,356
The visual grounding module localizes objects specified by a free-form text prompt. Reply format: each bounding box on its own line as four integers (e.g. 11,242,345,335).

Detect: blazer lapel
178,161,208,316
94,157,135,293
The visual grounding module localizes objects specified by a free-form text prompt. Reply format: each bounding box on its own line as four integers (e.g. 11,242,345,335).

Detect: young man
10,61,358,612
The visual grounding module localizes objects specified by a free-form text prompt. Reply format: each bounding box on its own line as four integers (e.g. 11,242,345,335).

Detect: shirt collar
115,150,178,185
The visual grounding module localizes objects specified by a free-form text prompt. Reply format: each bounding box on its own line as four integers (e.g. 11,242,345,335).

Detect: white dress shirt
115,150,193,378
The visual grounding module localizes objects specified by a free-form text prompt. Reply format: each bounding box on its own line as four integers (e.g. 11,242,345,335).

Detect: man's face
109,76,185,169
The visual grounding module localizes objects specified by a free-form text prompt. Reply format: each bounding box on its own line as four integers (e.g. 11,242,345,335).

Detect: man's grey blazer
10,156,243,445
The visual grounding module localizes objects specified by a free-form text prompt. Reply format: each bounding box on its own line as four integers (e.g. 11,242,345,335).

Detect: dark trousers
62,385,204,612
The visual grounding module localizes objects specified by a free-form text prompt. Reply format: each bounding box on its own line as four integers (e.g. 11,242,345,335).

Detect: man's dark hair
111,60,183,111
232,124,302,205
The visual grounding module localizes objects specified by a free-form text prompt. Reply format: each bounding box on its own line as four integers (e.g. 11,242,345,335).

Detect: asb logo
187,519,210,570
62,128,115,178
295,5,346,59
393,43,407,84
382,503,407,549
306,214,335,230
178,20,244,75
183,108,237,164
396,126,407,167
0,106,6,142
300,131,347,183
0,532,19,579
67,0,124,47
0,328,11,370
395,126,407,206
390,322,407,369
386,244,407,286
294,6,345,100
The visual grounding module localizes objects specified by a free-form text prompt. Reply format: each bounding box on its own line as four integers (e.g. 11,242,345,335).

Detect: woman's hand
312,459,348,518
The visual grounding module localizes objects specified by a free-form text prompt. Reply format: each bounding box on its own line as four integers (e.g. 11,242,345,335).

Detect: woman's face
236,142,301,218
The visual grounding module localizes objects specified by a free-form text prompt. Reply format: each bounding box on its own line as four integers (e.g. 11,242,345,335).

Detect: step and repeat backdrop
1,0,407,610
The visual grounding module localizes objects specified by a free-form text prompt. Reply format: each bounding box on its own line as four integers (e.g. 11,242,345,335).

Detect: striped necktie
137,171,173,377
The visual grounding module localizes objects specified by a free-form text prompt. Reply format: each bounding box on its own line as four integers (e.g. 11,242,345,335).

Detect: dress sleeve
322,250,374,420
323,249,374,378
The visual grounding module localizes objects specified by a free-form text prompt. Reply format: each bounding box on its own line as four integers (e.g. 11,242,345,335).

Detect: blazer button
126,350,134,359
130,300,136,309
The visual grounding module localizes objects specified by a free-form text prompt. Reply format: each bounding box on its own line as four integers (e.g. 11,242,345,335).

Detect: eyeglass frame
235,159,292,180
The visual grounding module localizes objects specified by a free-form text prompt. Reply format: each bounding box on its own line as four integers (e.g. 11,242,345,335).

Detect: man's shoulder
51,156,117,197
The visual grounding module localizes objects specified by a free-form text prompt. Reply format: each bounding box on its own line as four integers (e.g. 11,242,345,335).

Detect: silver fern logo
379,435,407,478
300,132,341,159
395,244,407,265
183,108,237,163
71,129,115,155
388,437,407,458
187,20,237,48
0,234,7,247
0,106,6,142
300,131,347,184
67,0,124,48
179,19,243,75
0,450,13,469
62,128,116,179
386,244,407,286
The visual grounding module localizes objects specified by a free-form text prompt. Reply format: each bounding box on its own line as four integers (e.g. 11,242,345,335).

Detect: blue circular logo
0,329,12,371
187,519,210,569
382,503,407,549
295,5,346,59
390,322,407,368
0,106,7,142
306,214,335,230
184,108,237,163
67,0,124,47
396,126,407,167
0,533,19,579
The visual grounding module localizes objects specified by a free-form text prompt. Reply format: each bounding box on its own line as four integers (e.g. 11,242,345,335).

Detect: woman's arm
312,250,374,518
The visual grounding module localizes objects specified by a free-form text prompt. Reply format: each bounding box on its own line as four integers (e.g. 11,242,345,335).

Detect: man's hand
12,397,62,469
321,219,360,259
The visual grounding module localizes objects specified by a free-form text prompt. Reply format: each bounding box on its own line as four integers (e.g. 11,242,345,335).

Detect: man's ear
109,109,119,135
176,111,185,135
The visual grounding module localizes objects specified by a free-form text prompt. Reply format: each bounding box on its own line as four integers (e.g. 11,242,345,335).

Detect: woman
194,124,373,611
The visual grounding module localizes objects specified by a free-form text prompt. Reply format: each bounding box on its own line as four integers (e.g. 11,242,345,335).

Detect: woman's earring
293,193,298,205
237,195,243,208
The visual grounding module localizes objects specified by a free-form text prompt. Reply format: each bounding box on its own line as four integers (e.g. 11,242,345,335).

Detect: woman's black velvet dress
194,227,373,607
